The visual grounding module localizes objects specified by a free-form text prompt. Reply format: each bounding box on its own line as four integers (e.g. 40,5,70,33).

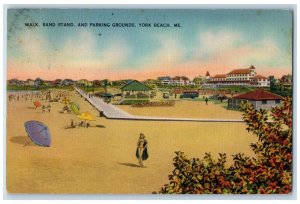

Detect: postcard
6,7,293,195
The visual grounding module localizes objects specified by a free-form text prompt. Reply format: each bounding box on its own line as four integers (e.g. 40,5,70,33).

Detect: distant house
171,76,191,86
61,79,74,86
25,79,34,86
250,75,270,87
34,78,44,86
92,80,101,86
158,76,172,85
280,74,292,89
121,80,152,99
53,79,62,86
228,89,282,110
158,76,192,86
8,78,20,86
76,79,90,87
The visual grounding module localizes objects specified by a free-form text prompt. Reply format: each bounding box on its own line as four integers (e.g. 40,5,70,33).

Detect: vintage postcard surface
6,8,293,195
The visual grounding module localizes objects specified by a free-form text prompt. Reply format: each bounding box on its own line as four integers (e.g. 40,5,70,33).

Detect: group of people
70,119,90,128
42,105,51,113
8,91,40,102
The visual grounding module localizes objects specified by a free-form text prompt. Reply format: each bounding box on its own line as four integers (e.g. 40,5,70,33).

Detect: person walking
70,119,74,128
136,133,148,167
42,105,46,113
205,97,208,105
47,104,51,113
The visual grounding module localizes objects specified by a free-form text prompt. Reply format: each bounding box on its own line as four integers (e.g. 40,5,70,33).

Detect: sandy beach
6,90,257,194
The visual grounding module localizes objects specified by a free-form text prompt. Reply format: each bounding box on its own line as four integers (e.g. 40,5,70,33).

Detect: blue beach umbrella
24,121,51,147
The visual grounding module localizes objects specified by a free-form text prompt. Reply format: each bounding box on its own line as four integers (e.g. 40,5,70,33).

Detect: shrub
119,99,149,105
159,97,292,194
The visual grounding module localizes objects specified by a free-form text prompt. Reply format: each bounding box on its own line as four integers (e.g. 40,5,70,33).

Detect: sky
7,9,293,80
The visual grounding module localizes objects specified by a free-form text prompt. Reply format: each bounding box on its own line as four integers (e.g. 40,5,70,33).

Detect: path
74,87,244,122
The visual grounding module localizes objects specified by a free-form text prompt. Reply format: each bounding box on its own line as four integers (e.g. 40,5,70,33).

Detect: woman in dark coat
136,133,148,167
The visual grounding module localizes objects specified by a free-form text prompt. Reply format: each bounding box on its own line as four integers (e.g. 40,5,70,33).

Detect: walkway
74,87,244,122
75,87,133,118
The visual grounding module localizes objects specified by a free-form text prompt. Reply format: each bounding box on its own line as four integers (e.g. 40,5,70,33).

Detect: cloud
195,28,242,60
12,29,53,70
98,36,131,68
193,28,292,74
133,33,186,73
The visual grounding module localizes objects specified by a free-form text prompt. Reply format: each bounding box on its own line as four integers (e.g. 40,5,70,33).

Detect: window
275,99,281,104
262,100,267,104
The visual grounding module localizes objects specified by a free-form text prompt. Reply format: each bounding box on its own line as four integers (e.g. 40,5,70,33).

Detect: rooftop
212,74,226,78
121,80,152,91
250,75,268,80
233,89,282,100
227,68,251,75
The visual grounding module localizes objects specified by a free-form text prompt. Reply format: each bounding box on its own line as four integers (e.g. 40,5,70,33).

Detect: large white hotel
205,65,270,87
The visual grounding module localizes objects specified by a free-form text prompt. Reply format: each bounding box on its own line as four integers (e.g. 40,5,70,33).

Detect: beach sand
6,90,256,194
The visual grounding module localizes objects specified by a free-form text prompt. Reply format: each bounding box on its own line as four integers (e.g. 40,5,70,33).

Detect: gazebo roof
121,80,152,91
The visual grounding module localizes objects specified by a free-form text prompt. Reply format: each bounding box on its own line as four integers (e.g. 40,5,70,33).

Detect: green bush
119,99,149,105
159,97,292,194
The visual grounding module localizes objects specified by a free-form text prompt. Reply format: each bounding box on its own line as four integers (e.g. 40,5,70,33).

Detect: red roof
227,68,251,75
233,89,282,100
251,75,268,80
212,74,226,78
205,71,210,77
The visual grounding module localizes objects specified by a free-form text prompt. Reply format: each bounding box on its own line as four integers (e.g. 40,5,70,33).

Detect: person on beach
205,97,208,105
47,104,51,113
136,133,148,167
42,105,46,113
70,119,74,128
79,121,84,127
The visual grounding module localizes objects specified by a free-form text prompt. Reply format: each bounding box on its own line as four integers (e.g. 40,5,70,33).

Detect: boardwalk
74,87,244,122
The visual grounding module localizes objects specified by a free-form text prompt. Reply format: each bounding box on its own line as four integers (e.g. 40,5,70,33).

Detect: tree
102,79,109,94
159,97,292,194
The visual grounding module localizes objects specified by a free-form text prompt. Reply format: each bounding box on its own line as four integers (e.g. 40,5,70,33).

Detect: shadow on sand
119,162,144,168
65,125,106,129
10,136,35,146
27,107,36,109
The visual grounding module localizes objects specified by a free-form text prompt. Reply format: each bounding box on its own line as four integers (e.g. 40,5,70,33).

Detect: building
206,65,270,87
205,71,211,80
34,78,44,86
228,89,282,110
121,80,153,99
158,76,192,86
280,74,292,89
53,79,62,86
8,78,21,86
158,76,172,85
61,79,74,86
76,79,91,87
25,79,34,86
171,76,191,86
250,75,270,87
